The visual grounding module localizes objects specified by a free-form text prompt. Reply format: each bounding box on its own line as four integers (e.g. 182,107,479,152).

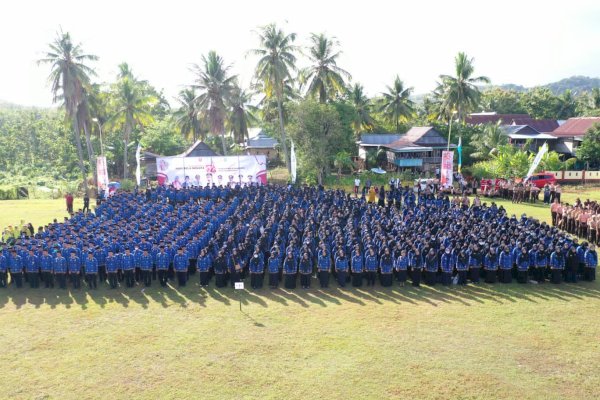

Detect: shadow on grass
1,275,599,309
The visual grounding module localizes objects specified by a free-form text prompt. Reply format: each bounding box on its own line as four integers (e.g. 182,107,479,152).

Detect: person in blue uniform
456,248,469,285
584,244,597,281
317,247,331,288
409,247,422,287
424,248,438,286
140,249,153,287
499,246,513,283
155,246,170,288
534,244,548,283
283,252,297,289
197,248,212,287
351,247,363,287
550,246,565,284
440,248,454,286
25,248,40,288
516,247,530,284
379,247,393,287
483,247,498,284
133,246,143,283
335,250,349,288
53,251,67,289
95,246,107,284
105,250,120,289
299,251,312,289
40,248,54,288
214,252,227,288
395,249,409,286
84,251,98,289
68,250,81,289
0,250,7,288
121,248,136,288
267,250,280,288
229,249,242,288
173,247,189,287
364,247,378,287
248,250,264,289
469,244,483,284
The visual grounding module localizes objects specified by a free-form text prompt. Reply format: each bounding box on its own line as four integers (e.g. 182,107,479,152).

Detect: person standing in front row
351,247,363,287
299,252,312,289
106,250,120,289
379,248,393,287
410,248,422,287
25,248,40,289
53,251,67,289
249,250,264,289
84,251,98,289
283,252,297,289
121,248,136,288
0,251,8,288
267,250,280,289
317,247,331,288
395,249,409,286
140,249,153,287
173,248,189,287
549,246,564,284
335,250,349,288
68,250,81,289
364,247,378,286
584,244,597,281
197,248,212,287
516,248,529,284
155,246,170,288
40,248,54,288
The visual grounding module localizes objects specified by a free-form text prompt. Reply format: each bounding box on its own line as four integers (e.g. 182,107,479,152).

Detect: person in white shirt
354,177,360,196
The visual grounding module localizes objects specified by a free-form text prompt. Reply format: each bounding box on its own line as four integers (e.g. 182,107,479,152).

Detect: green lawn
1,188,600,399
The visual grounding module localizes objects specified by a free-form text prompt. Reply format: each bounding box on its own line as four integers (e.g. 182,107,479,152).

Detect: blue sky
2,0,600,107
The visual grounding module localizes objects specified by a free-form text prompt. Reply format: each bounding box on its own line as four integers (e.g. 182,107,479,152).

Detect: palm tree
438,52,490,122
110,69,156,179
347,83,374,136
192,51,236,155
250,23,298,173
174,88,203,142
378,76,415,132
227,85,257,144
591,88,600,109
301,33,351,103
470,122,508,160
38,31,97,193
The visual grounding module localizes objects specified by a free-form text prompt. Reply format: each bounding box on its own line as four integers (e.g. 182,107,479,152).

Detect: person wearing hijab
516,247,530,284
395,249,409,286
565,246,579,283
456,248,469,285
550,246,565,284
299,252,313,289
440,248,454,286
499,246,513,284
335,249,349,288
584,244,597,281
425,248,438,286
283,252,297,289
410,247,423,287
364,247,378,287
483,247,498,284
379,247,393,287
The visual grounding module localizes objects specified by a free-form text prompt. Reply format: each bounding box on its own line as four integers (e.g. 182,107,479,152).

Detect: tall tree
470,122,509,160
347,83,374,135
378,76,415,133
173,88,203,142
438,52,490,121
301,33,351,103
38,30,97,193
250,23,298,173
192,51,236,155
110,65,156,179
227,85,257,143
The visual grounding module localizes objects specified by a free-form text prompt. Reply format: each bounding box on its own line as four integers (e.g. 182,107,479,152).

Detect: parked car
526,172,556,188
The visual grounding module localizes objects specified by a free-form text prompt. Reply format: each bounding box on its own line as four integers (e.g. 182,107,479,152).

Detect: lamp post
446,110,457,151
92,118,104,155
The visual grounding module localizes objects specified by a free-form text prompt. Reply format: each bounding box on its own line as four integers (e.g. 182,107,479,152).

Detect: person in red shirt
65,193,74,214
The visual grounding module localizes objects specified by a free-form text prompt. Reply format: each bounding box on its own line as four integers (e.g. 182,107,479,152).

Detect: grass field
1,186,600,399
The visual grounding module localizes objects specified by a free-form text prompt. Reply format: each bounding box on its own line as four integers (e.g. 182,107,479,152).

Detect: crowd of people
551,198,600,246
0,183,597,292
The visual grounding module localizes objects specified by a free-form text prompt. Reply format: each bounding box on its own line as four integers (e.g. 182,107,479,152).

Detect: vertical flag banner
96,156,110,195
135,143,142,186
290,141,297,184
457,137,462,174
526,142,548,178
440,151,454,188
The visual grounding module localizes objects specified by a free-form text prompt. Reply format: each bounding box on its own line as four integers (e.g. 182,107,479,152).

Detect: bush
0,186,18,200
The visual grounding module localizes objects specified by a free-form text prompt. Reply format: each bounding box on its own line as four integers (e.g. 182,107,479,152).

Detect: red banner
440,151,454,188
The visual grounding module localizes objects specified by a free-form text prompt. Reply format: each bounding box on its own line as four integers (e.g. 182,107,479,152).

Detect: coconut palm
227,85,258,144
301,33,351,103
438,52,490,121
192,51,236,155
110,70,156,179
470,122,508,160
250,23,298,173
347,83,375,135
38,31,97,192
174,88,203,142
378,76,415,133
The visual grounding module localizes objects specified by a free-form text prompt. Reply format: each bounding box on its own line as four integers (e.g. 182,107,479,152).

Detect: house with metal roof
547,117,600,156
244,128,279,161
500,125,557,152
383,127,455,172
356,133,402,160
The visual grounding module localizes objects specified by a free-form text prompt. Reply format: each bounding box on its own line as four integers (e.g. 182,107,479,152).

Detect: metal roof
358,134,402,146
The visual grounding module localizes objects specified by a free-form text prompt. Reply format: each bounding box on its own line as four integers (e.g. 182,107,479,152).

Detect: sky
2,0,600,108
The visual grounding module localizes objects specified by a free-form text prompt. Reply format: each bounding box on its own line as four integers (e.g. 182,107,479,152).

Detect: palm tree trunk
276,86,291,173
72,115,89,194
123,113,132,180
82,119,97,188
220,133,227,155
